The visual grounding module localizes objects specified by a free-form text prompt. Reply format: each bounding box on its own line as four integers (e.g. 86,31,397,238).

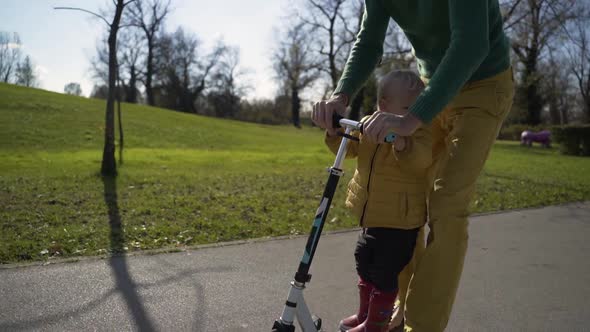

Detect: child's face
378,81,416,116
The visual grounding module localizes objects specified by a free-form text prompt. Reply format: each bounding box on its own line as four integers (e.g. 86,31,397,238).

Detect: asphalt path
1,202,589,332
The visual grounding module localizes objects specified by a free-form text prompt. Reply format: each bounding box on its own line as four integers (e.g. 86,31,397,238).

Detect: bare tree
566,17,590,122
542,53,573,124
15,55,37,87
298,0,357,89
91,32,128,160
296,1,410,120
273,23,322,128
0,32,22,83
56,0,134,176
64,82,83,96
91,28,143,103
118,28,143,103
156,28,224,112
208,46,249,118
125,0,171,106
296,0,372,120
90,36,110,86
501,0,581,125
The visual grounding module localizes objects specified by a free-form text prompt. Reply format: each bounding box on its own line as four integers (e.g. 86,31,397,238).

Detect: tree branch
502,0,524,22
309,0,331,20
504,12,529,30
511,43,526,60
298,13,329,32
54,7,111,26
337,11,357,38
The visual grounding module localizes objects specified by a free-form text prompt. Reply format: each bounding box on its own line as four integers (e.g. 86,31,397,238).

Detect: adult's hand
363,111,423,143
312,94,348,136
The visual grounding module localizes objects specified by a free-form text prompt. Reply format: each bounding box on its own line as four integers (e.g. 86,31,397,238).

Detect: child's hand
393,136,407,152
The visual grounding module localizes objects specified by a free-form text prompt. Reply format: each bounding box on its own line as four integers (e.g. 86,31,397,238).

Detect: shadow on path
0,176,234,331
103,175,157,332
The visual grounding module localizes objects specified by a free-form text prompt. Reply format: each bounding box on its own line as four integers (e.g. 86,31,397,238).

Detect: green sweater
334,0,511,123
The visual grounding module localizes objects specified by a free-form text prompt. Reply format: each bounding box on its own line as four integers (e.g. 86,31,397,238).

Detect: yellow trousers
397,226,425,310
403,68,515,332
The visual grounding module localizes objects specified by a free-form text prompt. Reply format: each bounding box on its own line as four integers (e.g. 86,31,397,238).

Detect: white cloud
35,65,48,75
5,43,22,49
35,65,49,87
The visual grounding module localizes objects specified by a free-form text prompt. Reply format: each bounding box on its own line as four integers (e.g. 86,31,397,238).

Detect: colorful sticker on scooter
301,197,328,264
384,133,396,143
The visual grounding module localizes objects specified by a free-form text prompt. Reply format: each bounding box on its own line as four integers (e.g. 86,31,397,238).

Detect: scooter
272,114,396,332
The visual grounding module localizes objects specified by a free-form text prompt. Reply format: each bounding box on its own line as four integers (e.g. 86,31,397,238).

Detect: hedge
552,125,590,156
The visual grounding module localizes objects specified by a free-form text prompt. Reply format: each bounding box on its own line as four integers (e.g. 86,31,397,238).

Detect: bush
581,127,590,156
236,97,291,125
498,124,529,141
553,125,590,156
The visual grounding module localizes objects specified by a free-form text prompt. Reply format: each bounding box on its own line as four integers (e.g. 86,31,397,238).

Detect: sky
0,0,291,98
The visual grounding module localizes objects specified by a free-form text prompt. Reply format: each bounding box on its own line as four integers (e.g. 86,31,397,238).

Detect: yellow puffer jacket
325,121,433,230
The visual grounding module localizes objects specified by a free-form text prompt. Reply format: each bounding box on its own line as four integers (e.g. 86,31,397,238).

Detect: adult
312,1,515,331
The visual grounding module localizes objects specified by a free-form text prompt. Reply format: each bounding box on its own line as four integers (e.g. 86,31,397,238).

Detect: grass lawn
1,83,589,264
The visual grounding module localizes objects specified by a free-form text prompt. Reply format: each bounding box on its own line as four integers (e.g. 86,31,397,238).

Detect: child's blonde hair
377,69,424,101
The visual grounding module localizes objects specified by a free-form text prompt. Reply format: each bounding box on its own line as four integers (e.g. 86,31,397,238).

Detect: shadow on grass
0,176,233,331
102,175,156,332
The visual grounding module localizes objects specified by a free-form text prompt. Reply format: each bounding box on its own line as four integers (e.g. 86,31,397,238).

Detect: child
324,70,431,332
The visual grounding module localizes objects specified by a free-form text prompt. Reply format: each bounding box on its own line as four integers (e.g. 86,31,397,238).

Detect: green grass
1,83,589,264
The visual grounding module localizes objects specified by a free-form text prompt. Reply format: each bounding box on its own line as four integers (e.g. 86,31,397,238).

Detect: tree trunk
585,76,590,123
181,69,193,113
3,69,10,83
181,89,193,113
522,49,543,125
559,96,570,125
101,2,124,176
291,87,301,128
329,54,337,90
145,38,155,106
548,97,560,125
126,65,137,103
526,82,543,125
117,81,124,165
349,87,365,121
327,13,336,89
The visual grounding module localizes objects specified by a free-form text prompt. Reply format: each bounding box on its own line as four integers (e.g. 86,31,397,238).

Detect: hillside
1,83,589,263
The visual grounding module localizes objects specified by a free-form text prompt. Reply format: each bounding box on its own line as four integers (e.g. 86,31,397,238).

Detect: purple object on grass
521,130,551,148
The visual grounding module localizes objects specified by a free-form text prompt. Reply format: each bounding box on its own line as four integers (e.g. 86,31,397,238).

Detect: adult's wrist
332,93,349,106
400,113,423,136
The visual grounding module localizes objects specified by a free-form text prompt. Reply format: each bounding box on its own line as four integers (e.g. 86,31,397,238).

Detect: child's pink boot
346,289,397,332
338,279,374,331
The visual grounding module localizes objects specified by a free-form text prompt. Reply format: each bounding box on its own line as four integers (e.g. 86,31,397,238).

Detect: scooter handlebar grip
332,112,344,128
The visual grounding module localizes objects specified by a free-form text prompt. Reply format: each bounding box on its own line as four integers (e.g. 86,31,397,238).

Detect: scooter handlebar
331,113,396,143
